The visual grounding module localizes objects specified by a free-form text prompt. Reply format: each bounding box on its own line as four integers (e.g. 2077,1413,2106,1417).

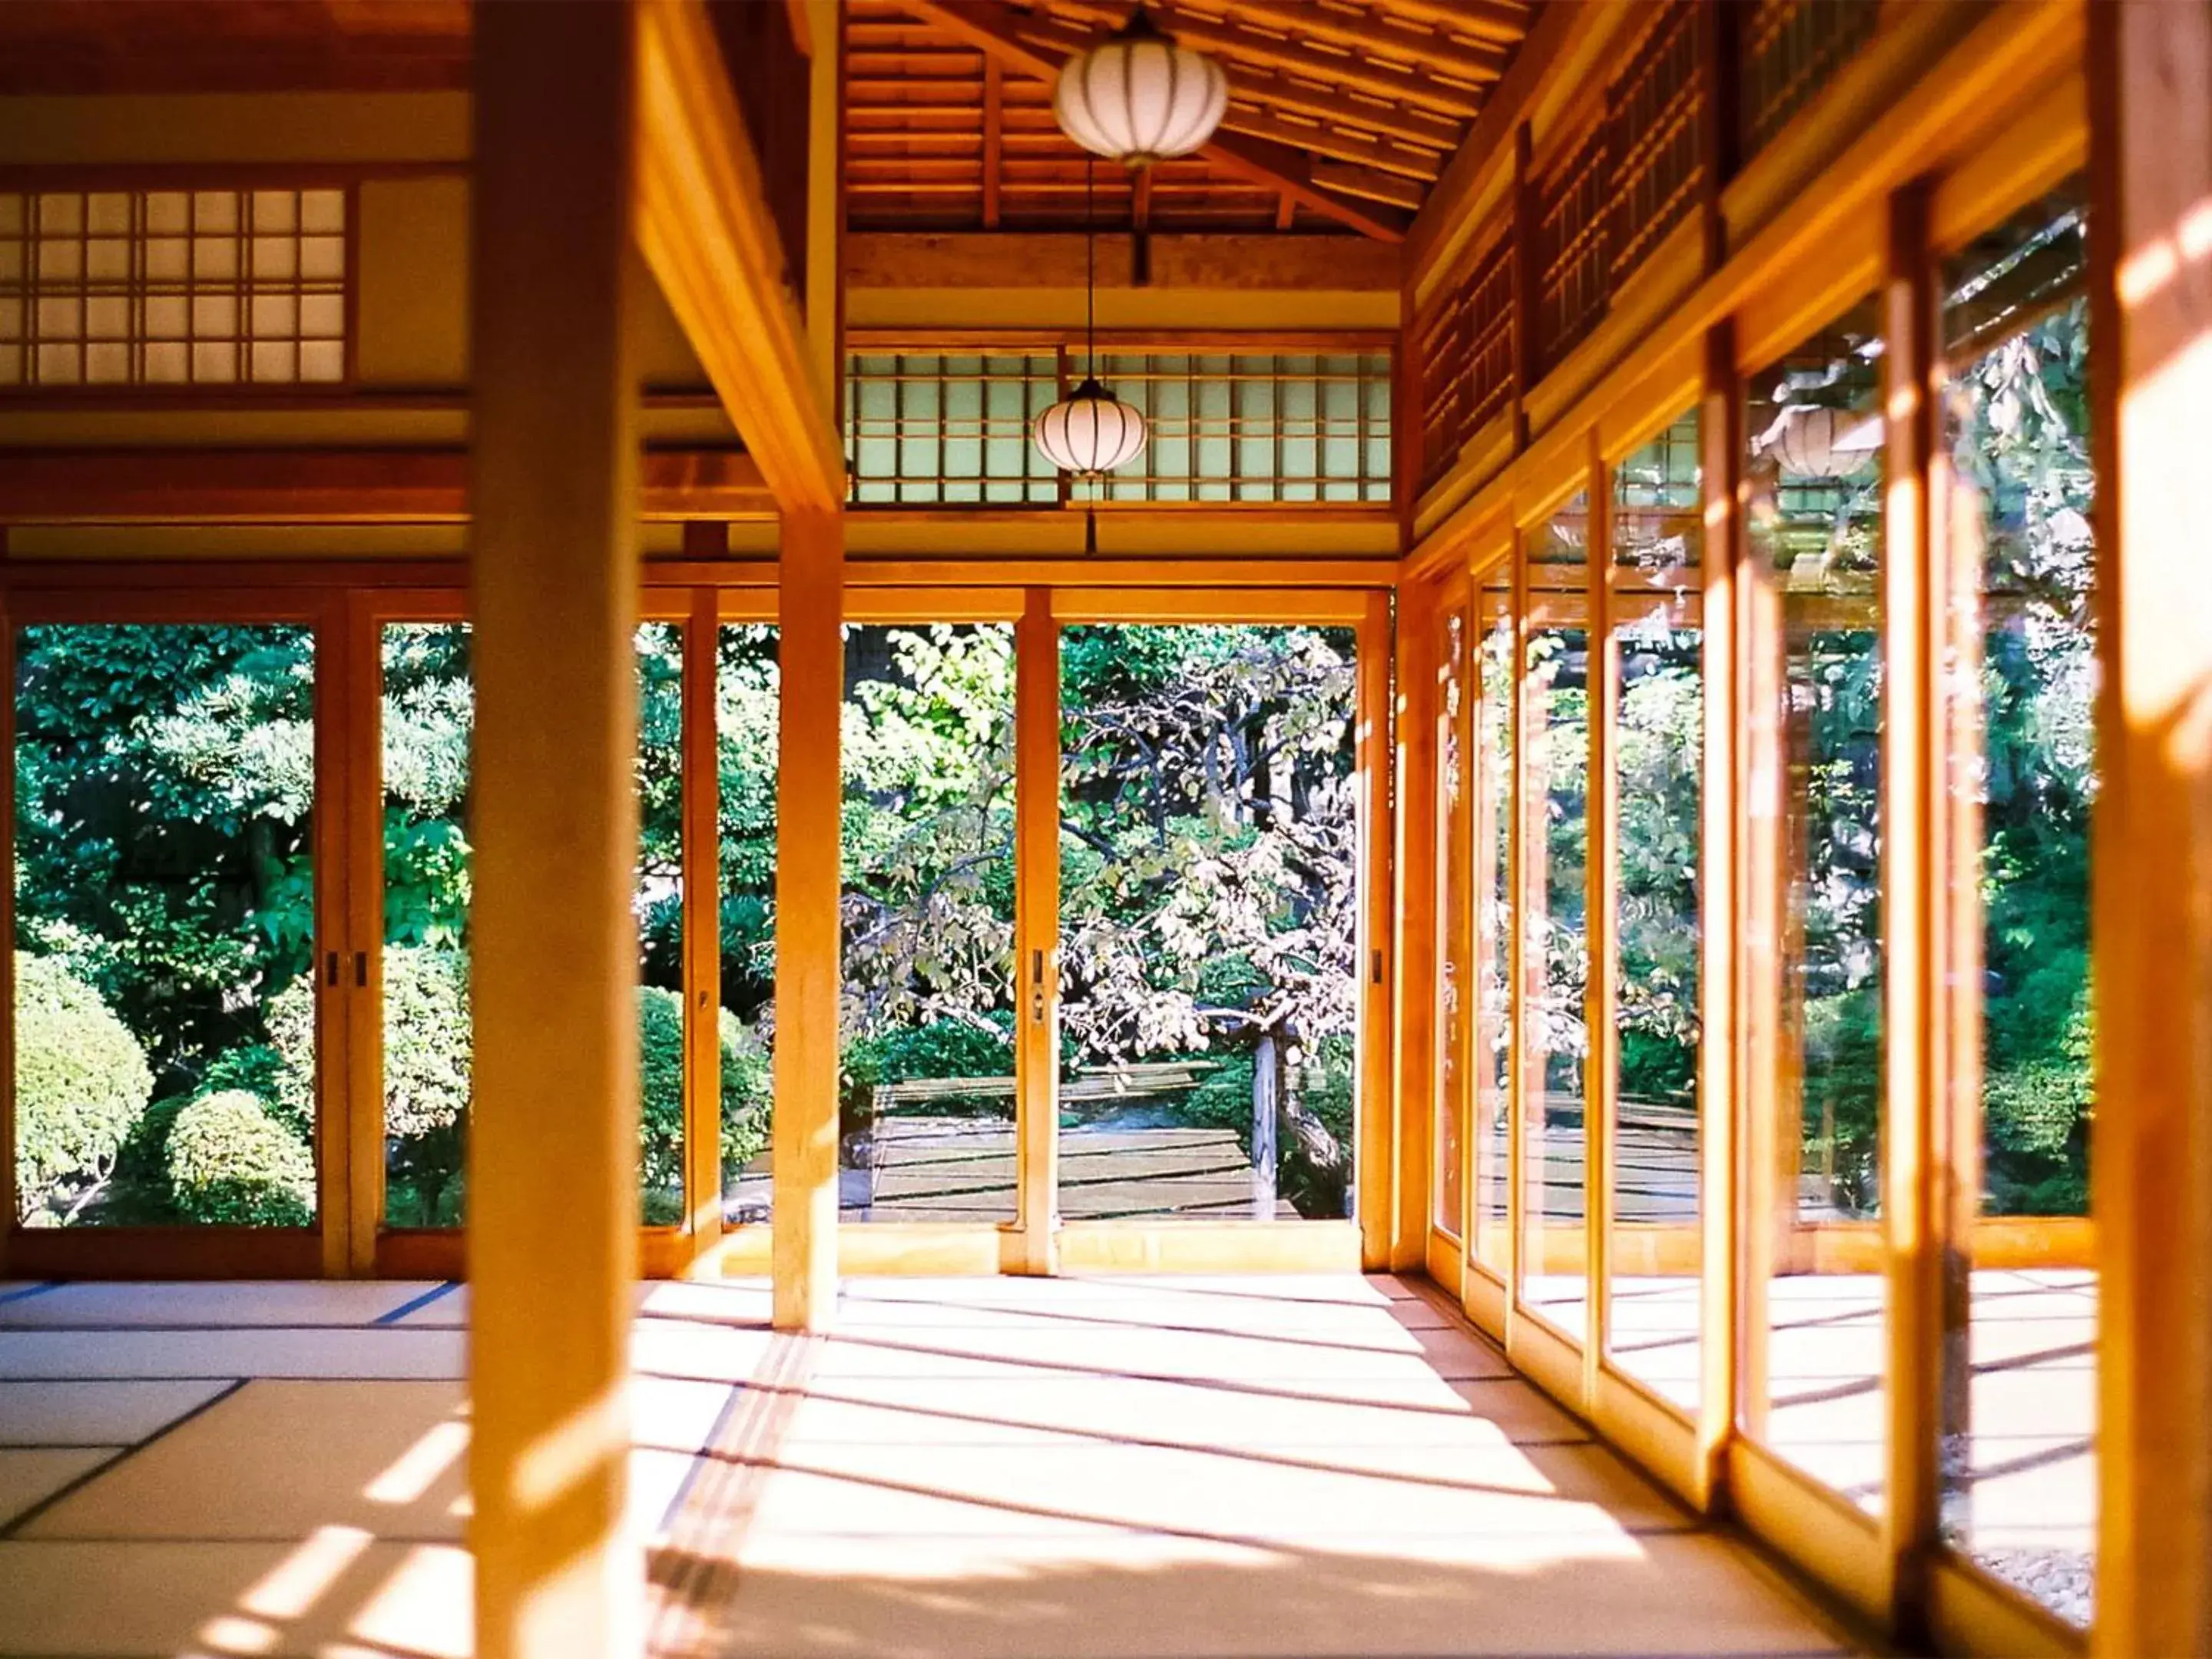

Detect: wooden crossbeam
0,448,776,524
903,0,1409,242
634,0,846,514
1214,0,1511,88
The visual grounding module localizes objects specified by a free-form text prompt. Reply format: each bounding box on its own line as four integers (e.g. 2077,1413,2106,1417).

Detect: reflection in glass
1936,181,2096,1625
1433,596,1470,1240
839,624,1017,1221
717,625,779,1225
13,624,317,1227
1521,497,1591,1336
1059,624,1360,1221
1743,295,1888,1510
1473,568,1514,1275
1606,412,1705,1411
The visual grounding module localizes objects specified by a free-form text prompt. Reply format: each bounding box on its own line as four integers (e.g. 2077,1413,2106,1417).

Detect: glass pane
1472,565,1514,1276
380,624,472,1228
14,624,317,1228
1606,411,1704,1412
1521,496,1591,1337
1433,597,1469,1240
717,625,779,1227
1743,293,1888,1510
1059,624,1360,1221
635,624,685,1225
840,623,1016,1222
1937,180,2096,1625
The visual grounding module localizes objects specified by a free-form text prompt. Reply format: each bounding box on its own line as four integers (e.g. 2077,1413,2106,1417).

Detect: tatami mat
717,1530,1852,1658
0,1275,1862,1658
0,1377,235,1445
0,1446,118,1528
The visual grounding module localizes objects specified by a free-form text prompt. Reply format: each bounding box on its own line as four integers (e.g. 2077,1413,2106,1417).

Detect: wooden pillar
1696,320,1741,1510
2090,4,2212,1652
468,6,641,1656
772,508,843,1330
1014,588,1060,1275
1355,589,1396,1270
1390,592,1437,1272
683,588,724,1265
1879,180,1939,1640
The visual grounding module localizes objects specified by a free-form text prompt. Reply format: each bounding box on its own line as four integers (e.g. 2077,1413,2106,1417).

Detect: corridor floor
0,1273,1859,1657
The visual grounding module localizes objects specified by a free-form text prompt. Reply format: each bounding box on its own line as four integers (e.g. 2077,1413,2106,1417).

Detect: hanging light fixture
1054,4,1228,165
1034,159,1147,498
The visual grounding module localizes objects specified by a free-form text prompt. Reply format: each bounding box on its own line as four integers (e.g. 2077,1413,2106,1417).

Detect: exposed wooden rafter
902,0,1410,242
634,0,846,514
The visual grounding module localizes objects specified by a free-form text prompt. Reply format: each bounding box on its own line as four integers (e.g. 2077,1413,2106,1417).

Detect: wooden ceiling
847,0,1537,241
0,0,1533,242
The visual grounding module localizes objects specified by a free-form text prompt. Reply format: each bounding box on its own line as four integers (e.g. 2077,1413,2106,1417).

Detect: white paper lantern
1770,404,1883,480
1055,7,1228,166
1033,376,1148,475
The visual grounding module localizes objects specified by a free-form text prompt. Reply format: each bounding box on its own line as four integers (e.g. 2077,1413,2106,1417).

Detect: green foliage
640,984,773,1217
13,952,154,1224
165,1088,315,1226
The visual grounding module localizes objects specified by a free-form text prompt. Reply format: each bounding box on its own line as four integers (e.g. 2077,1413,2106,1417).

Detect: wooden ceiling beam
634,0,845,515
1309,161,1426,212
982,56,1005,227
0,449,776,525
902,0,1409,241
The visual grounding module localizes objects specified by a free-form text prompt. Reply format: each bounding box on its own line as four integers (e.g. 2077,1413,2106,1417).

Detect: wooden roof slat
1221,105,1445,182
1370,0,1535,50
1045,0,1488,118
1171,0,1511,88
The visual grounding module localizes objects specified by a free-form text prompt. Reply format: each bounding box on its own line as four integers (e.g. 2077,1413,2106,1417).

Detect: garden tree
1058,624,1361,1213
12,952,154,1223
836,624,1018,1099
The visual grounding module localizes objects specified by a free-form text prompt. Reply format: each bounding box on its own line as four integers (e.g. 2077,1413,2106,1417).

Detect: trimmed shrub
166,1089,315,1226
270,943,470,1138
639,985,774,1203
14,952,154,1223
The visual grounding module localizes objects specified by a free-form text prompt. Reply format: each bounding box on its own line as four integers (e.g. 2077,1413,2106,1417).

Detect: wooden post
1014,588,1060,1275
773,508,844,1330
312,598,353,1278
1697,320,1741,1510
468,5,642,1655
1584,432,1613,1403
1880,179,1939,1641
1391,591,1437,1271
683,588,724,1267
2090,4,2212,1652
1356,590,1396,1269
1252,1029,1280,1219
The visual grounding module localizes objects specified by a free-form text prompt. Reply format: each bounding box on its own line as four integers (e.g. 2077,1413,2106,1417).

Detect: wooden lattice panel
1416,230,1512,494
1533,119,1610,374
0,185,348,389
1605,0,1702,294
1737,0,1883,163
846,350,1065,504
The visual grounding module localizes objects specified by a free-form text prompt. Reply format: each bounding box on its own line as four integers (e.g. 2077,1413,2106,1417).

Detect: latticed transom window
0,187,349,388
843,349,1393,506
846,353,1062,505
1075,353,1392,505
